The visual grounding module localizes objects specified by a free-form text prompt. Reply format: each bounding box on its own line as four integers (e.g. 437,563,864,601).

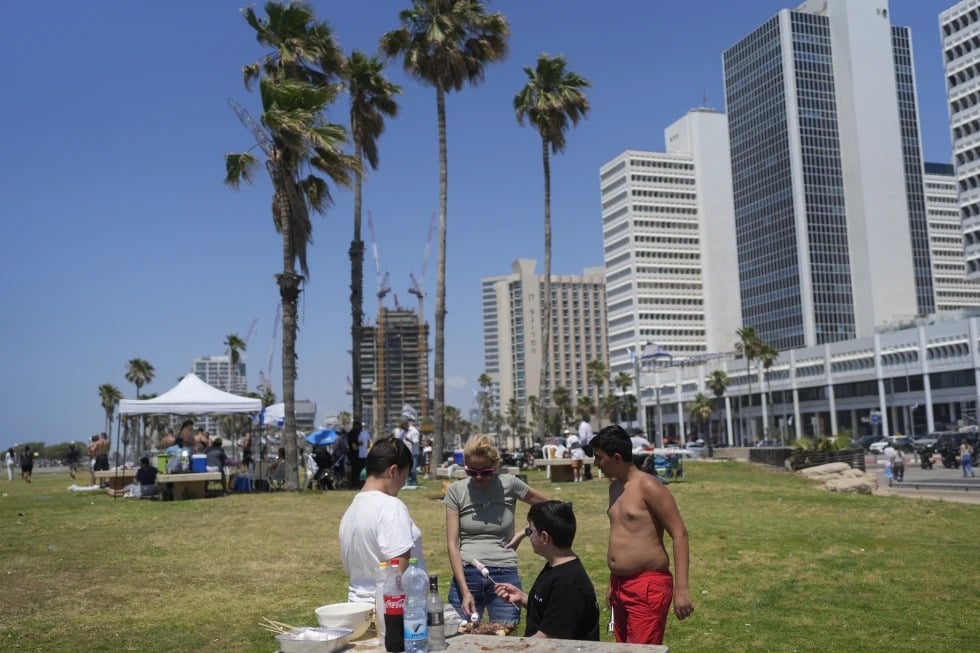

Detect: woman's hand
460,590,476,617
501,534,523,550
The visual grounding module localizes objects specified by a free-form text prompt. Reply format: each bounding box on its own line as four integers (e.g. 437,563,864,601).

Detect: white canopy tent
119,373,261,415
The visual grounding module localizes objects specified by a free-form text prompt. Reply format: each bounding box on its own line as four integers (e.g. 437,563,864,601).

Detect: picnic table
94,469,136,491
158,471,222,500
350,634,667,652
533,457,599,483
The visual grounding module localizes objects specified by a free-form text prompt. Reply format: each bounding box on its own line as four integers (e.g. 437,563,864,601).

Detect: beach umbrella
306,429,338,446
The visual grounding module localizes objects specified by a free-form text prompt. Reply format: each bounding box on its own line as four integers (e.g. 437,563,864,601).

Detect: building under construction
359,308,429,438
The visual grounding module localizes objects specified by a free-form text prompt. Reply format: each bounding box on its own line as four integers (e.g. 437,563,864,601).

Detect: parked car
870,435,914,455
853,435,886,451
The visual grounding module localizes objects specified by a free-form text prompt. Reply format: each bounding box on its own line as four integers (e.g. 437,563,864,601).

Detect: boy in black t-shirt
493,501,600,640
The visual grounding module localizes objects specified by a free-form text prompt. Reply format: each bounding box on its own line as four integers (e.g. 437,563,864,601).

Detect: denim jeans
448,565,522,625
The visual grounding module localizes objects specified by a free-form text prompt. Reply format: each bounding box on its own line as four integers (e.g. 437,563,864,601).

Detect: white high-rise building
193,355,246,394
723,0,932,349
924,162,980,310
600,109,741,380
941,0,980,278
482,260,607,426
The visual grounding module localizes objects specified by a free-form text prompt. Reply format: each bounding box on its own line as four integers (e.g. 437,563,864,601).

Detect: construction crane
368,211,390,436
407,212,436,420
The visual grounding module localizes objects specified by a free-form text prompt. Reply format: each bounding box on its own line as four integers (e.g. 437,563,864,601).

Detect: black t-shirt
524,557,600,641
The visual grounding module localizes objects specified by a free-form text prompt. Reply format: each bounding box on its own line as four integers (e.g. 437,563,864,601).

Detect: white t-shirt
405,425,421,456
570,447,585,461
578,420,594,446
339,491,425,603
565,433,581,449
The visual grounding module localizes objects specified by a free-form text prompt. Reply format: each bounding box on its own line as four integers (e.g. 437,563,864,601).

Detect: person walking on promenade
961,440,976,478
20,445,34,483
592,425,693,645
5,447,15,481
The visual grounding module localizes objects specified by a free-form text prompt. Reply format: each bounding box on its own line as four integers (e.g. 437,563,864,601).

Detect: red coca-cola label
383,594,405,615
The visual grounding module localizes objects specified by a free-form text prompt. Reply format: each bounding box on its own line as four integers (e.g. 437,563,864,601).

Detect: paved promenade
868,457,980,504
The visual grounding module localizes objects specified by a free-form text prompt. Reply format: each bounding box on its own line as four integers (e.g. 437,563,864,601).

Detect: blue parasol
306,429,338,446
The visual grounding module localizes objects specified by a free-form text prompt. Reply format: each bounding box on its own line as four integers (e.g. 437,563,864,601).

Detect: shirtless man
591,425,693,645
94,433,111,486
86,435,100,485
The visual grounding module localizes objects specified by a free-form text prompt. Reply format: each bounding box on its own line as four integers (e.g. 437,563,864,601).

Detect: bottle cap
409,557,418,564
379,561,388,568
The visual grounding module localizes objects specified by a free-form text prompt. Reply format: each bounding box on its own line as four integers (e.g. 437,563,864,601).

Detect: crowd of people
338,423,694,645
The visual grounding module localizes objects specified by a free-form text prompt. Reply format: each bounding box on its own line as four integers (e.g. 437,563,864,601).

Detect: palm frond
224,152,259,187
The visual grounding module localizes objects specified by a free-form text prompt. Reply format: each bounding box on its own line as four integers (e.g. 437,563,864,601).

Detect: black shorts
95,454,110,472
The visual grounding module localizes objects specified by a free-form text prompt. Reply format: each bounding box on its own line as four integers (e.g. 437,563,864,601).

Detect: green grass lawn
1,462,977,652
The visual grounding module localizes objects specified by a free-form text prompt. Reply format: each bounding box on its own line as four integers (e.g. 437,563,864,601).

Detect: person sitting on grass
492,500,599,640
136,456,159,497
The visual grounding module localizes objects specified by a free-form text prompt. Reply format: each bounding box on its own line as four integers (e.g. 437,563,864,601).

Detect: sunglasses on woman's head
464,466,495,478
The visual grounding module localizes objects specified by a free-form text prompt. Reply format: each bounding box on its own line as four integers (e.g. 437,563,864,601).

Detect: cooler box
191,454,207,473
453,450,464,465
157,454,170,472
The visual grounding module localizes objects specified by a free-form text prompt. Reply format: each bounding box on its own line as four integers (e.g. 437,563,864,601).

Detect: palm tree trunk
350,143,365,423
540,136,552,439
432,86,448,468
277,184,301,491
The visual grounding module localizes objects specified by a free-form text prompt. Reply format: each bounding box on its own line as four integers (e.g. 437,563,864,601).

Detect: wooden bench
533,458,598,483
94,469,136,491
158,472,222,500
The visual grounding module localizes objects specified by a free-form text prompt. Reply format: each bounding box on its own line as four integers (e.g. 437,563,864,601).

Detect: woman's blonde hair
463,435,500,466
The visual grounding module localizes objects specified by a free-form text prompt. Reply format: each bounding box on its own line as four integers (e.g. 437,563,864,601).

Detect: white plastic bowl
314,602,374,640
276,627,353,653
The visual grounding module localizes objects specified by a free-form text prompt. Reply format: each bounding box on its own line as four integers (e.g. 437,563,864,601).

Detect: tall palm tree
478,372,493,433
261,386,277,408
613,371,633,425
735,326,763,445
514,53,590,433
758,342,778,439
98,383,122,459
575,396,595,422
381,0,510,470
586,359,609,427
526,395,539,438
601,393,621,427
706,369,730,455
687,393,713,442
224,333,246,392
346,49,401,425
551,386,571,427
225,1,356,490
124,358,154,457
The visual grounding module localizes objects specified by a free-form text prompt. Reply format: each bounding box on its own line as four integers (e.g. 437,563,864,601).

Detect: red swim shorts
609,569,673,645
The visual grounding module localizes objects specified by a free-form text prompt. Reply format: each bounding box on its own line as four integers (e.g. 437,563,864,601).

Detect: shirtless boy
592,425,693,645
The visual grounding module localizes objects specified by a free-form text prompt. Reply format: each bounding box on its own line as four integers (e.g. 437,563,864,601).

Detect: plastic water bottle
179,447,191,472
426,575,446,651
402,557,428,653
375,561,389,639
383,559,405,652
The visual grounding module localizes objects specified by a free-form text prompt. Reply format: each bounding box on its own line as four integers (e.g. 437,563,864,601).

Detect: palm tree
601,393,620,427
735,326,763,445
575,396,595,422
586,359,609,427
687,393,713,442
526,395,539,438
346,49,401,425
261,386,277,408
706,369,730,455
381,0,510,470
514,53,590,432
613,371,633,425
124,358,154,457
225,1,356,490
98,383,122,460
758,342,778,439
551,386,571,427
478,372,493,433
224,333,247,392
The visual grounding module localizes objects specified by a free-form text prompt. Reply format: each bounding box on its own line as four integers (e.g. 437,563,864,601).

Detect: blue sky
1,0,956,450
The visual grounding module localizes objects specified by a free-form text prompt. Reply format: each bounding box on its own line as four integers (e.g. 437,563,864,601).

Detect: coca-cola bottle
383,558,406,652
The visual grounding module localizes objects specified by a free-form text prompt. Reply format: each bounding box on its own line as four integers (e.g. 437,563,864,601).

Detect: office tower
482,260,607,425
193,355,247,394
924,162,980,310
359,308,429,437
600,109,741,379
941,0,980,278
723,0,931,350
